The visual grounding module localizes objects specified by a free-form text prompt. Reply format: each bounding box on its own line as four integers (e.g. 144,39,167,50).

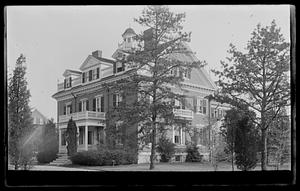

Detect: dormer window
64,77,72,88
82,67,100,83
116,62,125,73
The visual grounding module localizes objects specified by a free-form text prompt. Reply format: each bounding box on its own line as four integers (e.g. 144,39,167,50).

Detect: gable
79,55,101,71
183,67,217,90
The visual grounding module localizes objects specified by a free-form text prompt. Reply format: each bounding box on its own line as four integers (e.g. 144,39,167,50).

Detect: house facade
52,28,230,163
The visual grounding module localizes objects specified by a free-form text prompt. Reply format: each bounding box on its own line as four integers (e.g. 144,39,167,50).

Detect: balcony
59,111,106,123
173,109,193,120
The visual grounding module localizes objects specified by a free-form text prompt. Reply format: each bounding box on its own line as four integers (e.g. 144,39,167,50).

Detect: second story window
197,98,207,114
94,95,104,112
79,99,89,112
64,103,72,115
113,94,123,107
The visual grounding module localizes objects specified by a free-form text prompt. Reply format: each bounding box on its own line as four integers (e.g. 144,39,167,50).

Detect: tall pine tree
8,54,34,170
104,6,205,170
212,21,290,170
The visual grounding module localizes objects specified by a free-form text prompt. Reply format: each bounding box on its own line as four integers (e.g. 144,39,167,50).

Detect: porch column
77,126,79,148
172,126,175,143
85,124,88,150
58,128,62,151
103,127,106,145
180,127,183,145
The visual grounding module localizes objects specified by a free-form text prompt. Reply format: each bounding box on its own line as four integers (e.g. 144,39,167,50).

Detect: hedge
70,149,137,166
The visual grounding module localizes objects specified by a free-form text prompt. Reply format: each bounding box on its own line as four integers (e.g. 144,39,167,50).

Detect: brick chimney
92,50,102,58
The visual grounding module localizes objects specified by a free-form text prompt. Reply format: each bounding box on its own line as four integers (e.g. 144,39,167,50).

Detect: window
128,37,131,43
214,109,218,118
174,135,180,144
65,103,72,115
175,155,181,162
113,94,122,107
79,127,84,145
211,108,215,118
36,118,40,125
64,77,72,88
80,99,88,112
88,131,93,145
95,95,104,112
115,123,123,145
116,62,124,73
184,69,191,79
197,98,207,114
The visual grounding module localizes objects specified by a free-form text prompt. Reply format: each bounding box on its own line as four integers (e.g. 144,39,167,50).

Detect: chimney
92,50,102,58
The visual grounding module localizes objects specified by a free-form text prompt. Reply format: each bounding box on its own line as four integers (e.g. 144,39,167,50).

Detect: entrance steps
49,153,72,166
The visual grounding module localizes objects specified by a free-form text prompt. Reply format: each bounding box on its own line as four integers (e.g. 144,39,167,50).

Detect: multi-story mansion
52,28,230,163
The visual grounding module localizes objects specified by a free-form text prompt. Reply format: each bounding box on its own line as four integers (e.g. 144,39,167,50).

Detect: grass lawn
61,162,291,171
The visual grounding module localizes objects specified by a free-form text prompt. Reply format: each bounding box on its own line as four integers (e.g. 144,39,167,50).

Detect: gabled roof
32,109,48,122
63,69,82,77
79,55,115,71
167,42,217,90
122,27,136,37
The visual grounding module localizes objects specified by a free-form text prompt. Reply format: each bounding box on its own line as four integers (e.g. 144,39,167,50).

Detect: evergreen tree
212,21,290,170
185,144,202,162
37,119,59,163
234,113,260,171
104,5,205,170
157,136,176,162
8,54,34,170
66,118,77,156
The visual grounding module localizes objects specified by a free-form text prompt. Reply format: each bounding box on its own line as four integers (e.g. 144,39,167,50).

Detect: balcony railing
59,111,106,123
173,109,193,119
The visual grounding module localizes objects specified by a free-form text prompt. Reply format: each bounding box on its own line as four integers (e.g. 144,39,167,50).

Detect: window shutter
193,98,197,112
93,98,96,111
79,102,82,112
89,70,92,81
86,100,89,111
97,68,100,79
101,96,104,112
113,94,116,107
113,63,116,74
64,79,66,88
122,62,125,71
82,73,85,83
63,105,66,115
69,77,72,87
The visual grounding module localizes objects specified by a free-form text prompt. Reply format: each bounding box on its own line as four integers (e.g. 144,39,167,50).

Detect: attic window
116,62,125,73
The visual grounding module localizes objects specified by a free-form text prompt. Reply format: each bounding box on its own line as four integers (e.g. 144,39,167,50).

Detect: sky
7,5,290,121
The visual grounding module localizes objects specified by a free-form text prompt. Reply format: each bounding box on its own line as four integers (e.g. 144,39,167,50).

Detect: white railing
59,111,106,123
173,109,193,119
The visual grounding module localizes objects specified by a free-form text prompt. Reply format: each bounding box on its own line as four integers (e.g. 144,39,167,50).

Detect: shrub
156,137,176,162
70,149,137,166
37,120,59,164
37,150,57,164
185,144,202,162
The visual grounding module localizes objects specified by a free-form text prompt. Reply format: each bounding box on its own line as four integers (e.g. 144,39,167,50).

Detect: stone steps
49,153,72,166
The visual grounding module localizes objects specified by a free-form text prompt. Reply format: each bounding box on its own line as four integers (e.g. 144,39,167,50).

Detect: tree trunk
149,125,156,170
261,128,268,170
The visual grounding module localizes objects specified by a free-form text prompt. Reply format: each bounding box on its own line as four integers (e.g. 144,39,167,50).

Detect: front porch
59,125,105,153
